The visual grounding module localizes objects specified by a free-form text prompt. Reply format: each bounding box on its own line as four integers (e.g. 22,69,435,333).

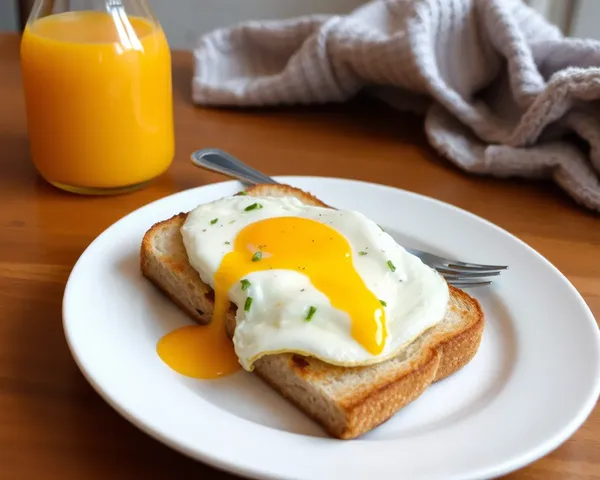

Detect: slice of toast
140,184,484,439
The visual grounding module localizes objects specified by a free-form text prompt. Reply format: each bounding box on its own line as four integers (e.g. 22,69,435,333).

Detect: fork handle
191,148,279,186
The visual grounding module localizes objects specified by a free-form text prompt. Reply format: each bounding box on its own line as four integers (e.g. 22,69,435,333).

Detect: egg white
181,195,449,370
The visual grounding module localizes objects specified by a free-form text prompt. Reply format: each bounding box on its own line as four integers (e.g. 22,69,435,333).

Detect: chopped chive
210,218,218,225
387,260,396,272
244,202,263,212
240,279,251,291
251,251,262,262
244,297,253,312
358,251,367,256
224,241,231,245
305,306,317,321
380,300,387,307
238,191,247,195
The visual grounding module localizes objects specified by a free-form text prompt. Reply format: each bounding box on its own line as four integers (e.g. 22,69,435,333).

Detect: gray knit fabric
193,0,600,212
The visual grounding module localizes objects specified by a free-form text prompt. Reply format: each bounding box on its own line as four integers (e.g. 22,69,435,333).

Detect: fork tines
440,261,508,288
404,247,508,288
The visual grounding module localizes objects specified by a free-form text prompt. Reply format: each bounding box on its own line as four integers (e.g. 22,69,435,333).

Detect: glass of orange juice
21,0,174,195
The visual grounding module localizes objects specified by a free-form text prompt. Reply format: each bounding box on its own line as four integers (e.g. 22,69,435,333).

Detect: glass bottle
21,0,175,195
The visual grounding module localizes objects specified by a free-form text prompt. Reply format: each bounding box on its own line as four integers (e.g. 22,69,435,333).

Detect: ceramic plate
63,177,600,480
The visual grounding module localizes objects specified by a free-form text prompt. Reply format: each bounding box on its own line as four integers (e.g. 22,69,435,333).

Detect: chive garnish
224,241,231,245
251,251,262,262
210,218,218,225
305,306,317,321
241,279,251,291
244,297,253,311
358,251,367,256
380,300,387,307
244,202,262,212
387,260,396,272
238,191,247,195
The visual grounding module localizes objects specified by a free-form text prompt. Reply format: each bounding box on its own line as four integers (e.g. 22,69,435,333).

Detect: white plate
63,177,600,480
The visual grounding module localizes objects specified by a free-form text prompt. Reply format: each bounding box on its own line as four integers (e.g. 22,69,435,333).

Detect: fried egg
157,194,449,378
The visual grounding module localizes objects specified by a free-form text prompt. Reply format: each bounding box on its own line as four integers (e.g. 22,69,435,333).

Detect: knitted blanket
192,0,600,212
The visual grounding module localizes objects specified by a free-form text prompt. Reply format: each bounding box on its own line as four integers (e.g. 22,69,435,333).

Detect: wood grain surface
0,33,598,479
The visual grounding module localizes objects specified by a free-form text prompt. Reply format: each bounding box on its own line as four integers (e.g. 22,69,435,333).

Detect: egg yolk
156,324,240,379
157,215,387,379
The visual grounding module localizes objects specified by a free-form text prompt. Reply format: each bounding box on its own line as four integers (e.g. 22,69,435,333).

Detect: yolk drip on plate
156,323,240,379
157,216,386,379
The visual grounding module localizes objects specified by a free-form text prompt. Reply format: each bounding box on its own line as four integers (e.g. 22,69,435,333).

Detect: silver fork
190,148,508,288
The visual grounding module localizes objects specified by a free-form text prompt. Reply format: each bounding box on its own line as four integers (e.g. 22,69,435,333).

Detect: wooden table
0,33,598,479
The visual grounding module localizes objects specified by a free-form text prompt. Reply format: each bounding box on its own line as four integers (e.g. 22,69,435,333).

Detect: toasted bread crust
141,213,209,325
140,184,484,439
245,183,332,208
433,293,484,382
342,348,440,438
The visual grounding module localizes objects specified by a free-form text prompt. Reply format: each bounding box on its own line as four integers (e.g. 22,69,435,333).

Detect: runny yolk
157,216,387,379
156,323,240,379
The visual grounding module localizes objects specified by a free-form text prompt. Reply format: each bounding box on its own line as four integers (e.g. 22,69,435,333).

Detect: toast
140,184,484,439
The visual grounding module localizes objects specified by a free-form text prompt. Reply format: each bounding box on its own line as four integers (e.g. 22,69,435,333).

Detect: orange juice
21,11,174,193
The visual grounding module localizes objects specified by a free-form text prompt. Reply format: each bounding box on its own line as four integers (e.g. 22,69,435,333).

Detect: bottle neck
29,0,157,25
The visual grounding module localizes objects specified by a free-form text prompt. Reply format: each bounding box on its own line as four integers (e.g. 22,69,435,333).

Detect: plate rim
62,176,600,480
